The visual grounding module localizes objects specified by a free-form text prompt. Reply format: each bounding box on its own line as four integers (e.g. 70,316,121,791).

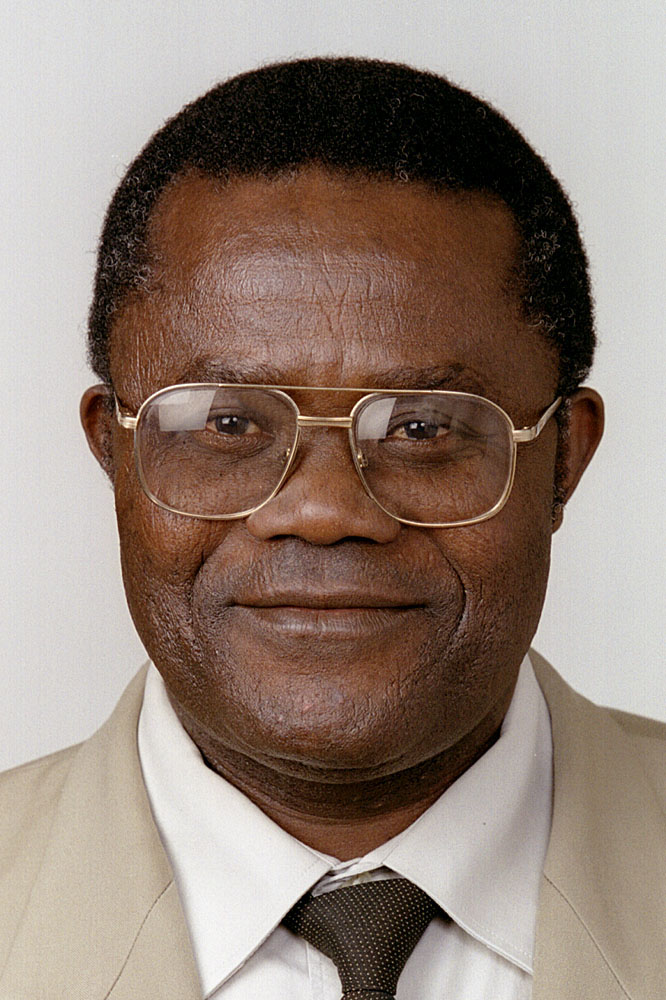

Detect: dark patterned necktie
283,877,439,999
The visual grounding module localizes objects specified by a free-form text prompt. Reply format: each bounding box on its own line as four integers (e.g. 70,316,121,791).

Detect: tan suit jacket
0,652,664,999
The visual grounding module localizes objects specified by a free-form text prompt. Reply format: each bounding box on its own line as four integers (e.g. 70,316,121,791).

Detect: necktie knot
283,878,438,999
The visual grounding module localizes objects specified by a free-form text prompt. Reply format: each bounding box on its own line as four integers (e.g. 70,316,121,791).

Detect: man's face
96,169,565,780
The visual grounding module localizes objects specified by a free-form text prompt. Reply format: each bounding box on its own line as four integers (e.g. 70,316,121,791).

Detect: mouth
230,595,425,638
234,591,423,610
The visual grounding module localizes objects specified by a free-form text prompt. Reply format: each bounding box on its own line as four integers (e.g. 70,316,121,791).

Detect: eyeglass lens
135,385,514,524
355,393,512,524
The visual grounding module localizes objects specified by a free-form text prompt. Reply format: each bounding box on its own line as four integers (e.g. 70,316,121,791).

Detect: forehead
110,169,557,401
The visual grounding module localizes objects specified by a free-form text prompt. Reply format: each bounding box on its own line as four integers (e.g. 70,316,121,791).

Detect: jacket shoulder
531,646,666,811
530,649,666,999
606,705,666,801
607,704,666,741
0,742,81,826
0,744,82,862
0,667,148,892
0,743,82,967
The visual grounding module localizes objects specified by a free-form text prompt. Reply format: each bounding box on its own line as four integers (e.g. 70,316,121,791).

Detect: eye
208,413,261,436
390,419,450,441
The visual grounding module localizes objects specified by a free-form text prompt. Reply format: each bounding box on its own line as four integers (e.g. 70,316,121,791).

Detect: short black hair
88,56,595,395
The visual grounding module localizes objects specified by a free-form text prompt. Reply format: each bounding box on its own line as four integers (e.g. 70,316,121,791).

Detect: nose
245,428,401,545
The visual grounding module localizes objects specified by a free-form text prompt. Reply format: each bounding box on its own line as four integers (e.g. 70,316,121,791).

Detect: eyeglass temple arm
115,397,138,430
512,396,562,443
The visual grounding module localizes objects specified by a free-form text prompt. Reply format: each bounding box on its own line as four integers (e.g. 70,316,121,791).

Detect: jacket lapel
0,667,202,999
532,652,666,1000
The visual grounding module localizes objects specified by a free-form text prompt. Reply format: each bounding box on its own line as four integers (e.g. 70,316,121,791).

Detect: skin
81,168,603,859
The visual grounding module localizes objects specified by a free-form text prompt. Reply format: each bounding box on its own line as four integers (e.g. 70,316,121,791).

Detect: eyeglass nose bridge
296,415,353,429
279,412,373,498
287,413,363,467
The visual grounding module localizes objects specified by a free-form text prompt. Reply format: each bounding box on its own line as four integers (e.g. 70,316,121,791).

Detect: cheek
113,429,222,579
434,448,556,639
113,457,230,665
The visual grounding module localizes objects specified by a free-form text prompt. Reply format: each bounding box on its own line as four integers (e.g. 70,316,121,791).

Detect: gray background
1,0,664,771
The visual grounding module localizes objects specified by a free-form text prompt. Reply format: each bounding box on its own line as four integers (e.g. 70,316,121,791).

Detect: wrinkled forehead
109,168,556,401
144,167,521,291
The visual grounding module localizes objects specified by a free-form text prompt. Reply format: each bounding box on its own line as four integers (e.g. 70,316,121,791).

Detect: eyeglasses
115,384,561,528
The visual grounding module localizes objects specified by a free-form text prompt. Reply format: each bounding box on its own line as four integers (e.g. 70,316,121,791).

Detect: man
0,57,663,999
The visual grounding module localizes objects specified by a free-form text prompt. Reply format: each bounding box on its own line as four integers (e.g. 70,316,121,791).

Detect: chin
186,656,466,780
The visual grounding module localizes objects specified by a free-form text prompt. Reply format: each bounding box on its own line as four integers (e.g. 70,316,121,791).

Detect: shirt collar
352,655,553,972
138,653,551,993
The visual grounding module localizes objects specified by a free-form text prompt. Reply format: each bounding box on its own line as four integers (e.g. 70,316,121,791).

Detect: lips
230,604,421,640
231,589,423,611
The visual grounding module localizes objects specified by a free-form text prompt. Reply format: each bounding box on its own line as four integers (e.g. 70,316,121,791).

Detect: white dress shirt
138,654,552,998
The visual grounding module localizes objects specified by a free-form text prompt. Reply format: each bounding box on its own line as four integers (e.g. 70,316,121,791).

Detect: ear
80,384,117,480
552,387,604,531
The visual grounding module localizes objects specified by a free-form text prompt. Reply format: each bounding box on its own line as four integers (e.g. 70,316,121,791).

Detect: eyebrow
369,364,487,394
177,360,488,395
179,360,281,384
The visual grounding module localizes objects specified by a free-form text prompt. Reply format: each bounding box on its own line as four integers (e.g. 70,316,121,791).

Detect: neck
172,696,509,860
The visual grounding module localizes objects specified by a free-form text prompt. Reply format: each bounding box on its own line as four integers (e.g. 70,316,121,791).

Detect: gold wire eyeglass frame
115,384,562,528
